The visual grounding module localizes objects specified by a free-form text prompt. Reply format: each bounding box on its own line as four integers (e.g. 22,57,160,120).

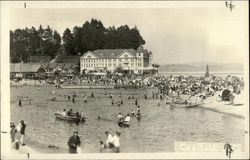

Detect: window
124,55,128,61
119,59,122,62
113,59,116,62
108,59,111,62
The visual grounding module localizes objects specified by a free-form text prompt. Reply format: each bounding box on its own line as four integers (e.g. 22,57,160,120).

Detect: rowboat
118,121,130,128
170,103,201,108
55,113,86,122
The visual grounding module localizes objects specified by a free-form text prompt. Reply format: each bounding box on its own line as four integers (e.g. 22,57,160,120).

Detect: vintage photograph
1,1,249,159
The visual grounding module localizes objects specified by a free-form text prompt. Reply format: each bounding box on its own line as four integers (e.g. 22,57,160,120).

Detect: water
10,86,245,153
159,71,244,78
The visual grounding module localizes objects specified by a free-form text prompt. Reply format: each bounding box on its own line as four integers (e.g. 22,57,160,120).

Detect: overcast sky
10,1,248,65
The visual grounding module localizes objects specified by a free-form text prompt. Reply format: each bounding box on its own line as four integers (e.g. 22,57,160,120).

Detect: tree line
10,18,146,63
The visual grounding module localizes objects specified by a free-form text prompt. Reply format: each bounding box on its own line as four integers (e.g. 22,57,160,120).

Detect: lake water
10,86,245,153
159,71,244,78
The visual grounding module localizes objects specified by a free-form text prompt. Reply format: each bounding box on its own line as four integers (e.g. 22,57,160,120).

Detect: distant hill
159,62,244,72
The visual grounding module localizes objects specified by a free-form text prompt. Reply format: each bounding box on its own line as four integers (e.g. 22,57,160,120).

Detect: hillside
159,62,244,72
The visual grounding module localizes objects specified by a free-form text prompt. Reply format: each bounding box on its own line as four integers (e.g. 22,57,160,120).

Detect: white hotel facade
80,46,153,74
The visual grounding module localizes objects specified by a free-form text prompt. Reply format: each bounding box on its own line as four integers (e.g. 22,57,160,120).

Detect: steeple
204,64,209,77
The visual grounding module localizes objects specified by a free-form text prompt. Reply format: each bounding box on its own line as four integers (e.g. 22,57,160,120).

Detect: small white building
80,46,153,74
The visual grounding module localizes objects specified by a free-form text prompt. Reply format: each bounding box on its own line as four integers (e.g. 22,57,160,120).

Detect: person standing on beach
10,123,17,143
229,93,235,105
105,131,114,150
19,120,27,146
68,131,81,153
112,132,121,153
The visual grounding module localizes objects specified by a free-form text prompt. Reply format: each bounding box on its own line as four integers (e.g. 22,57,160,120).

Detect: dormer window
100,53,104,57
111,53,115,57
87,55,91,58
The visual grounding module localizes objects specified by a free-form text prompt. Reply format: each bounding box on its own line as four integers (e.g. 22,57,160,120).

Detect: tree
10,25,62,62
62,28,75,55
72,26,82,54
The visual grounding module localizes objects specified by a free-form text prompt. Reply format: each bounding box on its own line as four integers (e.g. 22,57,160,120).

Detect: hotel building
80,46,153,74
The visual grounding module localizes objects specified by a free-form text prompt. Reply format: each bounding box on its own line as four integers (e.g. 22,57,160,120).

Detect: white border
1,1,249,159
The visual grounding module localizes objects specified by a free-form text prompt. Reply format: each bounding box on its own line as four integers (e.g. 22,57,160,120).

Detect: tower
204,64,209,77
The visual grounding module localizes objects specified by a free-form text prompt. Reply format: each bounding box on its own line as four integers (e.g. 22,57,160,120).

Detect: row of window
82,58,142,63
82,63,142,68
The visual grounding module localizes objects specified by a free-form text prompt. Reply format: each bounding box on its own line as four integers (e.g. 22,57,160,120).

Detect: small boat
55,113,86,122
171,103,201,108
117,120,130,128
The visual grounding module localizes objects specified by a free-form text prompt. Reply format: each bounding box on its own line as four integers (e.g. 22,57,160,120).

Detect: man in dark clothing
18,100,22,107
135,99,138,106
67,109,73,116
20,120,26,145
68,131,81,153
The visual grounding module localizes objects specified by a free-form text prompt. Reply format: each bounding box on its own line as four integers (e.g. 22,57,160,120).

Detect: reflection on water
11,87,245,153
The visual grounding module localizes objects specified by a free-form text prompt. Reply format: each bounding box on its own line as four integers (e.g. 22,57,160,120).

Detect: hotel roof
92,49,136,58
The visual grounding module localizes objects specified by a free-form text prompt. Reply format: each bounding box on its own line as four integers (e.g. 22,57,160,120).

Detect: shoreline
199,92,245,119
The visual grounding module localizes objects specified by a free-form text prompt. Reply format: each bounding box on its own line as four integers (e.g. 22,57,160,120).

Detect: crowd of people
67,130,121,153
59,108,85,120
10,120,27,150
10,72,244,153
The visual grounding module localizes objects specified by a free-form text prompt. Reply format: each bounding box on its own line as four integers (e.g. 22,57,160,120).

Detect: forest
10,18,145,63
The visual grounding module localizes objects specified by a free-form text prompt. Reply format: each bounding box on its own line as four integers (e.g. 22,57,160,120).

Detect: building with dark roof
29,56,51,64
10,63,45,79
80,46,153,74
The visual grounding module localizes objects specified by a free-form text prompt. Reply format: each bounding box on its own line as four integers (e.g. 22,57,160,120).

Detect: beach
10,80,246,153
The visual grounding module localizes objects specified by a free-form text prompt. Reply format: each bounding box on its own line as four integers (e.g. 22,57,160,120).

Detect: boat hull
55,113,86,122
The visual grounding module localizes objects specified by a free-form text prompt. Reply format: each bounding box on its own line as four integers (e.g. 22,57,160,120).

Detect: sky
9,1,248,65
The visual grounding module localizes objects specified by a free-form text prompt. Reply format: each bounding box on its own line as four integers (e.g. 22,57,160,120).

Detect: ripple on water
10,87,245,152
